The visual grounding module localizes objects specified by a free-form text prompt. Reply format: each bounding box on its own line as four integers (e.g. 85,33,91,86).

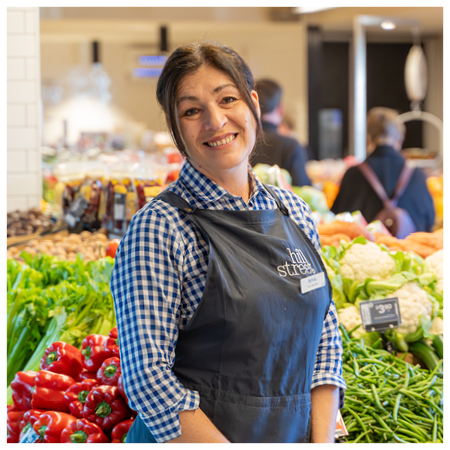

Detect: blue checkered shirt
110,161,346,442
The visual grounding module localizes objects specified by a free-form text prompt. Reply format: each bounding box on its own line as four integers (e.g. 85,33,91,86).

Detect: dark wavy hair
156,40,262,158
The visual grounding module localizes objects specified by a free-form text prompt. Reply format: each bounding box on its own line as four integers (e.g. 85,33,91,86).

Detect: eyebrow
177,83,238,104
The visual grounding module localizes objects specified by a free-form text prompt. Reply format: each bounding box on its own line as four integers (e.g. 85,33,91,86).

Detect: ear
251,90,261,119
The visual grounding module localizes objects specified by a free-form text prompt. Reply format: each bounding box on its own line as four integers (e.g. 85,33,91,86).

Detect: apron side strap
263,184,290,216
156,190,197,214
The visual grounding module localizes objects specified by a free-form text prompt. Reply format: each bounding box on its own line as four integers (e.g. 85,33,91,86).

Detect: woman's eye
222,96,237,105
183,108,199,117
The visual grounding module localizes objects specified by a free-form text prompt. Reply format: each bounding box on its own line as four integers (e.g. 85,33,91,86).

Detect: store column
7,7,42,212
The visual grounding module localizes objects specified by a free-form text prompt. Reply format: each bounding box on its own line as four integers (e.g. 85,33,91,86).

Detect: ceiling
39,7,443,43
296,7,443,38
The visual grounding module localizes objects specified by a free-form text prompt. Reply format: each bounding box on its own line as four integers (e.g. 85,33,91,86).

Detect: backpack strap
357,162,414,208
391,164,415,205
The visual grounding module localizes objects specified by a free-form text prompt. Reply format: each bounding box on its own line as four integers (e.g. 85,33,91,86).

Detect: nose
203,104,227,131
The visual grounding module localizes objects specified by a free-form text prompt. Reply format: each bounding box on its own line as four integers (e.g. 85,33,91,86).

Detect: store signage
359,297,401,332
132,55,167,78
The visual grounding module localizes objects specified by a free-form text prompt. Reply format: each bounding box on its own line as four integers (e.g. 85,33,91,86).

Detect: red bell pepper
60,418,109,443
64,378,100,418
83,385,132,431
7,405,26,443
31,369,77,412
104,328,120,358
77,370,98,382
109,326,118,339
18,409,45,442
40,341,83,379
10,370,37,411
111,418,135,443
117,374,127,400
32,411,77,443
97,357,122,386
81,334,113,371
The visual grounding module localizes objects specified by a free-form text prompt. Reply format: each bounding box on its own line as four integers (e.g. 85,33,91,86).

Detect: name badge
300,272,325,294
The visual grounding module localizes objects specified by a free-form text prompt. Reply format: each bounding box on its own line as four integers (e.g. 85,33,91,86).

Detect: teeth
207,134,236,147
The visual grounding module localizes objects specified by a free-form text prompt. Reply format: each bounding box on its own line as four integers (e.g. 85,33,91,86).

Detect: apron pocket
199,387,311,443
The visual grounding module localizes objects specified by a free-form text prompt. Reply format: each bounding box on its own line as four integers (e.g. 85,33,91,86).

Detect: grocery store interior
6,6,444,444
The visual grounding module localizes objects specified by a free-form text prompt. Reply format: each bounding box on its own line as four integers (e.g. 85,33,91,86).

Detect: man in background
251,79,311,187
331,107,435,232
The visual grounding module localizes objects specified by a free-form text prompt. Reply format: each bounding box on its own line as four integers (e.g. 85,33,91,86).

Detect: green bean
432,417,437,443
394,426,427,443
393,394,402,422
371,384,388,413
372,413,392,433
346,408,367,432
410,375,438,392
396,418,429,441
351,429,371,443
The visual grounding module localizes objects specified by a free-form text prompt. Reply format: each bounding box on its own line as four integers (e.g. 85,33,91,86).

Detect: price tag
334,410,349,439
19,425,39,443
64,195,89,227
359,297,401,332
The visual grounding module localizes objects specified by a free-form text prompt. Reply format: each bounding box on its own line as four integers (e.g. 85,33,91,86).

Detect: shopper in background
250,78,311,187
331,107,435,232
111,40,345,444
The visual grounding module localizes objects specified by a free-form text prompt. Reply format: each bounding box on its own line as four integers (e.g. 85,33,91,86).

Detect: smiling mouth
204,134,237,147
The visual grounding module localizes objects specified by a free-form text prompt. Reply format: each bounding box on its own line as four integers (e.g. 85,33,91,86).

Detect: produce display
7,207,54,238
5,158,444,443
340,330,443,443
8,327,136,443
7,230,120,262
7,253,116,390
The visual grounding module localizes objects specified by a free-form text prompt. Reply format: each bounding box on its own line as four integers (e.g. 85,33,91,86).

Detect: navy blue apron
127,185,331,443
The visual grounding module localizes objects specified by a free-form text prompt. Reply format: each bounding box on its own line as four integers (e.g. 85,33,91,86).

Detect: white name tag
300,272,325,294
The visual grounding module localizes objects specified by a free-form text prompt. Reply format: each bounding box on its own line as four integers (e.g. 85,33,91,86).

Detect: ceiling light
381,21,396,30
293,7,336,14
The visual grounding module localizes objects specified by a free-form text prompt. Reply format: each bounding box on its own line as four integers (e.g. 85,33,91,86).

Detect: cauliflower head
425,249,443,292
428,316,443,335
340,242,396,283
391,281,433,336
338,305,365,338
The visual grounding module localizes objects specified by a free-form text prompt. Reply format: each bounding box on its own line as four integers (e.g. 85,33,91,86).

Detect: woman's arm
167,409,230,443
310,384,340,443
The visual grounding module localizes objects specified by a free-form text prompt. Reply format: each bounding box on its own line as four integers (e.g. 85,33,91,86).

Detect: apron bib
127,185,331,443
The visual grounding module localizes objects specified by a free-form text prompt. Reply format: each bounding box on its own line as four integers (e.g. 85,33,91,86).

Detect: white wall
7,7,42,212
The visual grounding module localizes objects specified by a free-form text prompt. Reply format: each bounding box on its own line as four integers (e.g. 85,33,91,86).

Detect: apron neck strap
263,185,290,216
156,190,197,214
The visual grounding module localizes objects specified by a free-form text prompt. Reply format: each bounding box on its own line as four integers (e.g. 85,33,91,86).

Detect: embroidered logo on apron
277,247,316,277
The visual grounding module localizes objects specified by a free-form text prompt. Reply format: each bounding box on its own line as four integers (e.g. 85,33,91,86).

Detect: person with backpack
331,107,435,236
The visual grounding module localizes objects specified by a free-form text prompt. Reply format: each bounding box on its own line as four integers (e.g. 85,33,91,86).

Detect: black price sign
65,195,89,228
359,297,401,332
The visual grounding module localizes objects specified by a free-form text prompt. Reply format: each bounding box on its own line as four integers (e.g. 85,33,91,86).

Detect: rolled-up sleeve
110,204,200,442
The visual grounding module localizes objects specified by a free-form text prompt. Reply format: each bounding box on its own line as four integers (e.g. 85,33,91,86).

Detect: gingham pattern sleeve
110,202,200,443
270,187,347,408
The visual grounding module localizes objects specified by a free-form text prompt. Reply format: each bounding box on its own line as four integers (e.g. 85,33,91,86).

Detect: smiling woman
174,65,260,198
110,40,346,444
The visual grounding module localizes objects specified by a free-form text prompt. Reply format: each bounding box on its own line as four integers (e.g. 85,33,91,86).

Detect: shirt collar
178,160,270,204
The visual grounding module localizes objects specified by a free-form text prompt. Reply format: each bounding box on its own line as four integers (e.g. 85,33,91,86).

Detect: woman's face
176,64,260,181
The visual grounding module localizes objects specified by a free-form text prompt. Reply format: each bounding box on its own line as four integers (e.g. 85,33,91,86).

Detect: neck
189,160,252,202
